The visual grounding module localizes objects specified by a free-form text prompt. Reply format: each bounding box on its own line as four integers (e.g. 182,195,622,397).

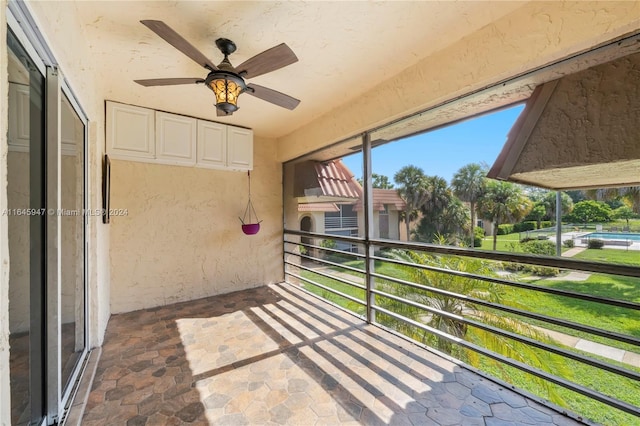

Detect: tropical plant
413,176,468,243
394,165,430,240
451,163,487,247
477,181,533,251
528,203,547,229
586,186,640,214
473,226,485,247
541,191,574,225
377,241,569,402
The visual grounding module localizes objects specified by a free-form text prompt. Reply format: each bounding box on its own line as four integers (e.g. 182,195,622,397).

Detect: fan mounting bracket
215,38,237,56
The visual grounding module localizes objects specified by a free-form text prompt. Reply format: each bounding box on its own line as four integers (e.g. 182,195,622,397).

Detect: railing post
363,132,375,323
556,191,562,256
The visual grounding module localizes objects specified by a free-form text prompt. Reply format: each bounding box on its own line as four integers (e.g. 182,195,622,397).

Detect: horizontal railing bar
285,229,365,244
368,237,640,279
371,271,640,347
372,305,640,417
371,254,640,311
285,260,367,291
285,229,640,278
285,271,366,306
288,240,367,259
372,288,640,381
284,250,365,275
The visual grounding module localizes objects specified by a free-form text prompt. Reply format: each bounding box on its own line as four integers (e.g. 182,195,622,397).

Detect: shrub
504,240,558,276
540,221,552,229
473,227,485,247
588,239,604,249
513,221,536,233
520,237,536,243
497,224,514,235
563,239,575,248
521,240,556,256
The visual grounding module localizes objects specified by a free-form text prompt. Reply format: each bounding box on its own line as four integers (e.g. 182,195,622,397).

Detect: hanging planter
239,171,262,235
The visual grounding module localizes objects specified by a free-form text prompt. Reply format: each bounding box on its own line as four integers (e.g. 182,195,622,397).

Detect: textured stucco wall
27,1,110,347
277,1,640,162
1,1,11,423
109,136,283,313
513,53,640,174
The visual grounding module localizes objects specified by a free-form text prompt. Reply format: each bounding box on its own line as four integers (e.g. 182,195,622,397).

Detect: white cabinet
227,127,253,171
105,101,252,170
155,112,196,166
196,120,226,169
106,101,155,161
196,122,253,171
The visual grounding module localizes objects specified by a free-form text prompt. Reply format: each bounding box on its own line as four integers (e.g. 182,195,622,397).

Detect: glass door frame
58,77,90,417
7,3,90,424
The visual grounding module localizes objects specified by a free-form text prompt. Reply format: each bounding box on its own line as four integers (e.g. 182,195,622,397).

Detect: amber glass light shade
207,73,245,113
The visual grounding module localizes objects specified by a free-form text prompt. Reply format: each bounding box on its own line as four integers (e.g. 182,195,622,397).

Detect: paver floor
83,283,586,425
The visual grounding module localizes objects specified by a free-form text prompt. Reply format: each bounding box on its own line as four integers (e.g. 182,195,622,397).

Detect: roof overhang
489,51,640,190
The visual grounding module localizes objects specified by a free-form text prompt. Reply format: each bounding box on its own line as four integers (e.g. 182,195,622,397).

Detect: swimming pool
583,232,640,242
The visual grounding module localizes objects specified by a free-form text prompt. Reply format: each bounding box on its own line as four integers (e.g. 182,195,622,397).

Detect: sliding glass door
60,91,87,404
7,27,46,426
7,20,89,425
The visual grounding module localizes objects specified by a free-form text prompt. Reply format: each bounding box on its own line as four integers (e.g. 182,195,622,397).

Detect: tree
451,163,486,247
566,200,612,224
477,181,532,251
528,203,547,229
541,191,573,225
415,188,468,244
586,186,640,214
394,166,430,240
373,173,394,189
612,205,635,228
358,173,394,189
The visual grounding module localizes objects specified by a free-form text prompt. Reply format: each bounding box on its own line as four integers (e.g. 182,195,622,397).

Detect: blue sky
342,104,525,185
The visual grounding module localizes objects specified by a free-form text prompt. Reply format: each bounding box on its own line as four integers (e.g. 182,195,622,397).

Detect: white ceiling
74,1,526,139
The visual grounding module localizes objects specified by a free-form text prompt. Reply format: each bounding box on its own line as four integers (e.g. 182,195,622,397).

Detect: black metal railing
283,229,640,423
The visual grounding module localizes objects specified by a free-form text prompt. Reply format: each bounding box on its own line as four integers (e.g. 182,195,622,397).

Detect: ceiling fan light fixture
206,72,246,113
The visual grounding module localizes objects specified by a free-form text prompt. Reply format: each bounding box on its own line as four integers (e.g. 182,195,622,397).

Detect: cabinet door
8,83,30,152
196,120,227,169
155,112,196,166
106,101,155,161
227,127,253,170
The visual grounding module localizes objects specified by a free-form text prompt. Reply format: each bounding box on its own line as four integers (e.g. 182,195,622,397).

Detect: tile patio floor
82,283,586,425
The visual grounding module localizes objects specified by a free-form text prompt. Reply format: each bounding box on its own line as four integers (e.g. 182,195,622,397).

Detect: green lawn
500,273,640,351
480,233,521,251
574,247,640,266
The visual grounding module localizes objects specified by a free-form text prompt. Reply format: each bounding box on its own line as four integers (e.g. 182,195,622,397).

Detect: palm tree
377,243,570,403
541,191,573,226
451,163,486,247
394,165,430,240
415,189,468,244
587,186,640,214
477,180,532,250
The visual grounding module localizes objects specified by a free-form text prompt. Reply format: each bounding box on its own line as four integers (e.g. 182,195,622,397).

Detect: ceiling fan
134,20,300,116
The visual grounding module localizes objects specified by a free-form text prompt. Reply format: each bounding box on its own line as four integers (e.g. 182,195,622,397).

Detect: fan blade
236,43,298,79
141,20,217,70
135,78,204,87
246,84,300,110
